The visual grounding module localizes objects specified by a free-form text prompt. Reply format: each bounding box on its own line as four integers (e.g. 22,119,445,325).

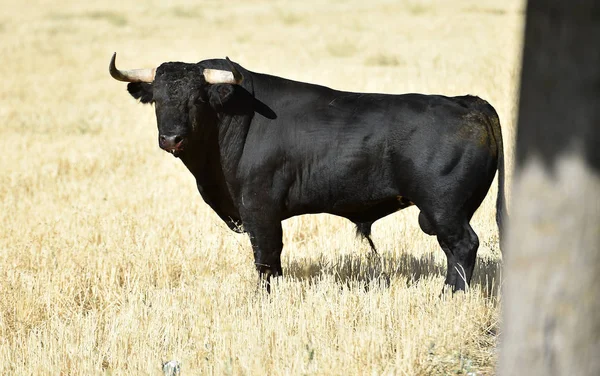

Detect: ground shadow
285,250,502,297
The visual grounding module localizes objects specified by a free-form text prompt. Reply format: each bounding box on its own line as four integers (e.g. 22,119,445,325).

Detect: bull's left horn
109,53,156,83
203,57,243,85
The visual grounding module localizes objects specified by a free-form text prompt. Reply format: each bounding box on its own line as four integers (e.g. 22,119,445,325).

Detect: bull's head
109,53,243,157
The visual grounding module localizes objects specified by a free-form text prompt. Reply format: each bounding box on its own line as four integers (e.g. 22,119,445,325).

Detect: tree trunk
498,1,600,375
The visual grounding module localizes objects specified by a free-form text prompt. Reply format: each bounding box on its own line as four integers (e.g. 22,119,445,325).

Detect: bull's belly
285,192,414,222
330,195,414,222
283,159,417,220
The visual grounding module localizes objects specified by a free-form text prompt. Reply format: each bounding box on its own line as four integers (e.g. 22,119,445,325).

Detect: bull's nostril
159,134,185,152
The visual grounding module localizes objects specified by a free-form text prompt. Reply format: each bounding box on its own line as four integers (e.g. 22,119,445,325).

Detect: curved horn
109,53,156,83
203,57,243,85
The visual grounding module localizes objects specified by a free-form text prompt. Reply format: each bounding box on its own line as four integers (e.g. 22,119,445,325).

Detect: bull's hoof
256,266,282,293
440,283,468,298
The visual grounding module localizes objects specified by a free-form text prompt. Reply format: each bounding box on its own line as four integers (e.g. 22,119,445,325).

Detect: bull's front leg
241,210,283,292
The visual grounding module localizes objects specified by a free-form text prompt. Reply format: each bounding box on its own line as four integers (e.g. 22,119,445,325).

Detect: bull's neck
176,114,251,216
215,112,252,181
179,128,240,220
213,76,257,187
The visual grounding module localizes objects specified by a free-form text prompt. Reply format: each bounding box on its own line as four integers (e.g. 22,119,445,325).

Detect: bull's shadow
284,250,502,297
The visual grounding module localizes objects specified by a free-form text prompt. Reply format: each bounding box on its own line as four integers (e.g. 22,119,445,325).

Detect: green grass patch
169,6,204,19
47,11,127,27
465,7,507,15
327,41,358,58
407,3,430,16
84,11,127,27
276,10,303,26
365,54,403,67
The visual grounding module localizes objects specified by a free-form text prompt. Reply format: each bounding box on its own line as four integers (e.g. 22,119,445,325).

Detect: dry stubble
0,0,524,374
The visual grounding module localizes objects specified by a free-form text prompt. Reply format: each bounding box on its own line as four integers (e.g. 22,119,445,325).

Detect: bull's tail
495,125,508,253
462,96,508,253
480,99,508,253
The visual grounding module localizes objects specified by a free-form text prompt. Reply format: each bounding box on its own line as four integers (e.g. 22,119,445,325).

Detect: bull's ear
207,84,235,111
127,82,153,104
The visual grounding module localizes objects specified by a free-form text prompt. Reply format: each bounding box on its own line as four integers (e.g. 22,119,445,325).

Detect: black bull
110,54,507,292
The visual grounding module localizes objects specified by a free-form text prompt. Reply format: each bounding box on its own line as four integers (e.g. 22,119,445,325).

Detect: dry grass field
0,0,524,374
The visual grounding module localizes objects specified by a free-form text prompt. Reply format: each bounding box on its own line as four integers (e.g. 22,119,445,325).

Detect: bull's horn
109,53,156,83
226,57,243,83
203,57,243,85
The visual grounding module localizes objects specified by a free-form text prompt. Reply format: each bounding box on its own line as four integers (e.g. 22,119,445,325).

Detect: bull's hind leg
418,211,479,290
436,170,495,291
434,219,479,291
421,168,491,291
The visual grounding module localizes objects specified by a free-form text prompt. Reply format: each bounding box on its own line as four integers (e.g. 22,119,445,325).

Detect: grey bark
498,1,600,375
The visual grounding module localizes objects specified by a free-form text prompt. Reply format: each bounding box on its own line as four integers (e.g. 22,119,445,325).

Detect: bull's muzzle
159,134,187,157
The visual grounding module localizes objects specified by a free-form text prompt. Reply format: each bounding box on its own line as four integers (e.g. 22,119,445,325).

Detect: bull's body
112,55,507,291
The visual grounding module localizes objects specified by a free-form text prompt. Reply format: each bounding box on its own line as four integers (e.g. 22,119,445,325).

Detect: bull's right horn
109,53,156,83
203,57,243,85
